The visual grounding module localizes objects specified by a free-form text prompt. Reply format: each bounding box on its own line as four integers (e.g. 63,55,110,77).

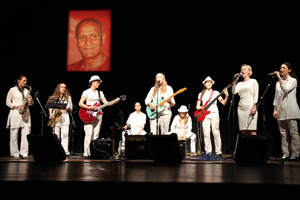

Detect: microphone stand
34,91,47,135
227,75,239,154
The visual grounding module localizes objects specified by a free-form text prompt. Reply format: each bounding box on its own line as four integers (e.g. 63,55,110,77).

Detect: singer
145,73,175,135
273,62,300,160
6,75,33,158
48,83,73,156
232,64,259,135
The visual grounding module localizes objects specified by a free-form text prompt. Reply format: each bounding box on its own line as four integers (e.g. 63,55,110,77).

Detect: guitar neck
203,85,230,111
99,99,117,109
158,92,179,106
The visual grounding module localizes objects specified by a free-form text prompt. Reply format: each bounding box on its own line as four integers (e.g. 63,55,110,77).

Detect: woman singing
196,76,229,156
6,75,33,158
145,73,175,135
79,75,119,157
273,62,300,160
233,64,259,135
48,83,73,156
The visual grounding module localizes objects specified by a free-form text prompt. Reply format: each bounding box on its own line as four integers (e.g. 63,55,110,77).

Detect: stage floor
1,155,300,198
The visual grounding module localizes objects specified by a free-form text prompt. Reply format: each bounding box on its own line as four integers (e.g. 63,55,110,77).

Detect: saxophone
19,85,32,115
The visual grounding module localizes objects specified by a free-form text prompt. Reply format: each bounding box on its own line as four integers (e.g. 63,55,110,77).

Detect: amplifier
125,135,152,160
90,139,115,159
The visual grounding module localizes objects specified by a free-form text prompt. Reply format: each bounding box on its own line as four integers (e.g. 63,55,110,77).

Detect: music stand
45,96,68,109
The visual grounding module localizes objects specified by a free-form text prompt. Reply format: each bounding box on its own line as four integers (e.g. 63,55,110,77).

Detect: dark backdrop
0,1,299,156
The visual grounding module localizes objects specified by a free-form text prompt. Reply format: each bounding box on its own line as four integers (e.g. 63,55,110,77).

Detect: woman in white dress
273,62,300,160
6,75,33,157
49,83,73,156
233,64,259,135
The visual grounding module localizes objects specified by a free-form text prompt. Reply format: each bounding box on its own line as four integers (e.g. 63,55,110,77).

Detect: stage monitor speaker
90,139,115,159
147,134,183,163
234,133,272,164
27,134,66,162
125,135,152,160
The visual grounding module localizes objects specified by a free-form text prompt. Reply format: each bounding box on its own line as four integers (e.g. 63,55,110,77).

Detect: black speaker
147,134,183,163
125,135,152,160
90,139,115,159
234,133,272,164
27,134,66,162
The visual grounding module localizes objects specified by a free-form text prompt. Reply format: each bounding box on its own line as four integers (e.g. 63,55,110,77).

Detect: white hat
202,76,215,85
89,75,102,83
178,105,189,113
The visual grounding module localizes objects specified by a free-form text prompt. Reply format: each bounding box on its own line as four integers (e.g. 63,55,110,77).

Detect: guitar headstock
177,87,187,94
119,95,127,101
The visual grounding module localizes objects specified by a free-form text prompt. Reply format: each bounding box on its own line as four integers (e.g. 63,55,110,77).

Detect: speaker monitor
27,134,66,162
90,139,115,159
147,134,183,163
234,133,272,164
125,135,152,160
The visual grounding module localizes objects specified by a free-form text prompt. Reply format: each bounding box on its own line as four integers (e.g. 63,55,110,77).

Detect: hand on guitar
89,106,98,111
148,103,156,111
196,105,203,110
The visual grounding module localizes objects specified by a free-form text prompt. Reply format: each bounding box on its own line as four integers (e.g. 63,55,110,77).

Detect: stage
1,155,299,198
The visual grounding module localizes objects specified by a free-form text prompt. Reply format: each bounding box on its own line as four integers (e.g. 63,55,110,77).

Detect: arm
218,88,229,106
79,96,97,111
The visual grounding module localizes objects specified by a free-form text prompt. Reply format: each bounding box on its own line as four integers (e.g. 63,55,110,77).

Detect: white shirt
198,90,220,113
145,85,175,115
170,115,192,133
82,88,105,106
126,111,147,134
6,86,31,129
273,76,300,120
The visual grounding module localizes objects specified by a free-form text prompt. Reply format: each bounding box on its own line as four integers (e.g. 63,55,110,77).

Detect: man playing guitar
79,75,120,157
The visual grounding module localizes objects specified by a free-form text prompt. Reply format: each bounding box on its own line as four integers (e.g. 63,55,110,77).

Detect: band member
6,75,33,158
273,62,300,160
233,64,259,135
196,76,229,156
79,75,120,157
121,102,147,142
145,73,175,135
48,83,73,156
168,105,197,155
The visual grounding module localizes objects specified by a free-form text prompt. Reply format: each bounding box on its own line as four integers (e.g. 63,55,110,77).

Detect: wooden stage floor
1,155,300,198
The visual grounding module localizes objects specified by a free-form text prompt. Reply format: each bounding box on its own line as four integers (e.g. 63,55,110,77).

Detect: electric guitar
194,84,231,122
79,95,126,123
146,88,187,120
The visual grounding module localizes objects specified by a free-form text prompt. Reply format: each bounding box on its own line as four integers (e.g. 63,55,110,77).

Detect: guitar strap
98,90,101,105
208,90,214,102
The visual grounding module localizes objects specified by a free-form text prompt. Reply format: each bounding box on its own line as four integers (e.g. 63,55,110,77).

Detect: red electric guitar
194,84,231,122
79,95,126,123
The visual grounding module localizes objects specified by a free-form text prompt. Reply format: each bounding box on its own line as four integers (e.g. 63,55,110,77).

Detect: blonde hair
52,83,71,100
179,112,189,127
241,64,253,77
152,73,168,98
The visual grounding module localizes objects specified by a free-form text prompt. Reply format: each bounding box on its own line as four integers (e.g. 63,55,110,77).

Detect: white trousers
54,125,70,155
150,114,172,135
278,119,300,158
83,116,102,156
202,113,222,155
10,126,30,157
167,131,196,153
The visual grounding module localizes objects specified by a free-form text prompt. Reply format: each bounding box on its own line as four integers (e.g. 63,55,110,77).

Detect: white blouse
145,85,175,115
170,115,192,133
6,86,31,129
273,76,300,120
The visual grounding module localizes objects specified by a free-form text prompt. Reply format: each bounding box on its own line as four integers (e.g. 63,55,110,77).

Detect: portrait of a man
67,10,111,72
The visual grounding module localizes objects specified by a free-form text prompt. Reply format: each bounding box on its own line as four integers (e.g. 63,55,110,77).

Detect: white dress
233,79,259,130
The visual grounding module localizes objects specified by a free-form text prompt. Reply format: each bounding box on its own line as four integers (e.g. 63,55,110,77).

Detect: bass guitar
194,84,231,122
79,95,126,123
146,88,187,120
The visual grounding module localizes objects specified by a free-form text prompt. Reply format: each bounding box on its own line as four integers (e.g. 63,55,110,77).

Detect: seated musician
167,105,197,156
196,76,228,157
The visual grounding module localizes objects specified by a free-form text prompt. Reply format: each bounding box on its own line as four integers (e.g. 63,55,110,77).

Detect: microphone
236,73,242,76
267,72,275,76
34,91,39,99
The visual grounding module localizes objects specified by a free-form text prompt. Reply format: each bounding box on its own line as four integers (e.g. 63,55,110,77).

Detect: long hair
178,112,189,127
52,83,71,100
283,62,298,81
152,73,168,98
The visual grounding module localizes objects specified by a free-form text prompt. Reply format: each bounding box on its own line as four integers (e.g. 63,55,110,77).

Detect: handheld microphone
235,73,242,76
267,72,275,76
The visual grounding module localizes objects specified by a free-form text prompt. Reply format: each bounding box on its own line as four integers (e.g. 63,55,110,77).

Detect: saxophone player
6,75,33,158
